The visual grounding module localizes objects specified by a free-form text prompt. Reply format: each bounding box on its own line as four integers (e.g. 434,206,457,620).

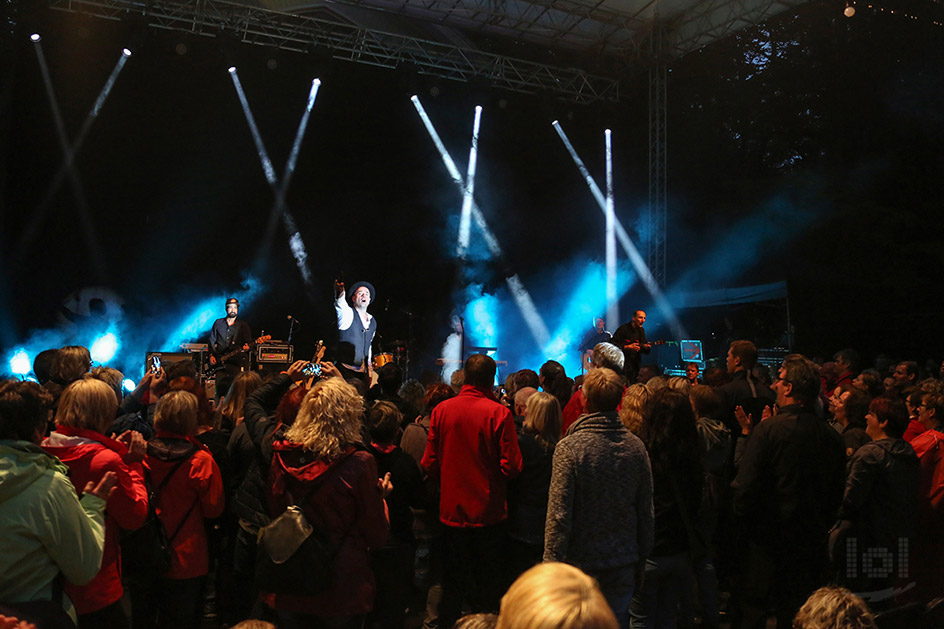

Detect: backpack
254,453,354,596
121,444,198,577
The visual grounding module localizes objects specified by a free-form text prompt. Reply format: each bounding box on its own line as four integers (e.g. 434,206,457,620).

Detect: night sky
2,0,943,378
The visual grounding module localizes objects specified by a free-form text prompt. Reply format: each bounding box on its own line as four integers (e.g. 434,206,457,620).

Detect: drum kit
371,339,409,372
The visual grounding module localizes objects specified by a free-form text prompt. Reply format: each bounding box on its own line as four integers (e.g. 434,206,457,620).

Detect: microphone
287,315,302,326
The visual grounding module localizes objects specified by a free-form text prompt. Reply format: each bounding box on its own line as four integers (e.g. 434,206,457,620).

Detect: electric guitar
620,339,667,351
208,335,271,373
302,340,326,378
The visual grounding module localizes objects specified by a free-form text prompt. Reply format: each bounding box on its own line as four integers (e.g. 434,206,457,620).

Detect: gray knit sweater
544,410,654,571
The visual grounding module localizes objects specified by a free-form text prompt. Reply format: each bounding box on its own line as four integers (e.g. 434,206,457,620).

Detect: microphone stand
287,318,297,346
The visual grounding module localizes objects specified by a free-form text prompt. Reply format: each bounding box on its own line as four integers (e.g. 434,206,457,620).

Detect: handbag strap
166,494,201,544
146,445,197,500
284,451,358,546
146,446,201,542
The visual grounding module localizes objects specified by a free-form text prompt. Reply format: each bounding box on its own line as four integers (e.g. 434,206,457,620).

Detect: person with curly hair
792,586,876,629
261,376,390,629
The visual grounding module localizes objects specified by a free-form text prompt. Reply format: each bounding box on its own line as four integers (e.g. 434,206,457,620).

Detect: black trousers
77,600,129,629
129,575,205,629
736,541,826,629
438,523,506,629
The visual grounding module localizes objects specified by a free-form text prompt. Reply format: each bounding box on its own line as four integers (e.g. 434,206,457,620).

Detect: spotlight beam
411,95,550,348
458,105,482,258
228,69,316,295
552,121,687,339
258,79,322,262
605,129,618,332
24,50,130,234
20,41,127,279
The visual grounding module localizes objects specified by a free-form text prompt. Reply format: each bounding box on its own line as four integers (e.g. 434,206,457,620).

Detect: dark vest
339,314,376,366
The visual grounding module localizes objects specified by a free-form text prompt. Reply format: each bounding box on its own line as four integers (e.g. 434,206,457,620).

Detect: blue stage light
9,349,31,375
466,289,499,349
163,275,262,351
90,332,119,364
123,378,136,392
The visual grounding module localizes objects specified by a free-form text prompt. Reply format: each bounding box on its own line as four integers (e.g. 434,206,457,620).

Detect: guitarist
611,310,651,383
578,317,611,372
208,297,253,371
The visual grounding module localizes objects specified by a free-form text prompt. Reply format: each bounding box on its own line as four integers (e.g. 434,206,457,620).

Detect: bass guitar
207,335,271,373
619,339,667,351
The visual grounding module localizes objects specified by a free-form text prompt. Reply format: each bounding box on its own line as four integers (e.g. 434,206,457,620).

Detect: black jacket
838,437,918,550
227,374,294,527
717,370,775,436
507,430,555,546
733,404,845,549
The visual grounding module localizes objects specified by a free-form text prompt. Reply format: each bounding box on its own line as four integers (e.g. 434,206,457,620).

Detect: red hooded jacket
144,433,224,579
42,425,148,614
262,444,389,616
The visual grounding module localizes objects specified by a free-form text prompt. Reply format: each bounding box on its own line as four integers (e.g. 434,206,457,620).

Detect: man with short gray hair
561,343,625,434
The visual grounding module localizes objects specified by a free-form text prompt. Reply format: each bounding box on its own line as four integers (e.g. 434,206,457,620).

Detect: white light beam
412,95,550,347
605,128,618,332
458,105,482,257
229,70,315,289
552,120,687,339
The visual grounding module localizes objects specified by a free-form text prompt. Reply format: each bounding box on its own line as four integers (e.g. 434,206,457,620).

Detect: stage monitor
679,340,703,363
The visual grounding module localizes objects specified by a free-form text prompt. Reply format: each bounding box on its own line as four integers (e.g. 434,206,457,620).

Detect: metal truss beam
646,21,666,289
318,0,655,55
48,0,621,103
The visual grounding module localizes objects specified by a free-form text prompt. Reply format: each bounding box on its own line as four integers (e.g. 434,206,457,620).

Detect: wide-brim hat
347,281,375,303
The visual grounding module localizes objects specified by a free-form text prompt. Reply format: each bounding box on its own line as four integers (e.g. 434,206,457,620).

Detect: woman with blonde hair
497,562,617,629
260,375,390,629
42,376,148,627
618,384,652,435
507,392,562,581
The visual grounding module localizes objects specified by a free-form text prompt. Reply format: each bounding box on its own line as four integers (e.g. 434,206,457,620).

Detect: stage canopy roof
51,0,810,102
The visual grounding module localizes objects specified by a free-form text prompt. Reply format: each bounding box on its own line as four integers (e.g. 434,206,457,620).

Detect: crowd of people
1,339,943,629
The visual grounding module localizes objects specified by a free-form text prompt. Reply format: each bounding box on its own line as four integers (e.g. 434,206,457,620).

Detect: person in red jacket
42,376,149,628
134,390,224,629
261,374,390,629
421,353,523,629
905,390,944,604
